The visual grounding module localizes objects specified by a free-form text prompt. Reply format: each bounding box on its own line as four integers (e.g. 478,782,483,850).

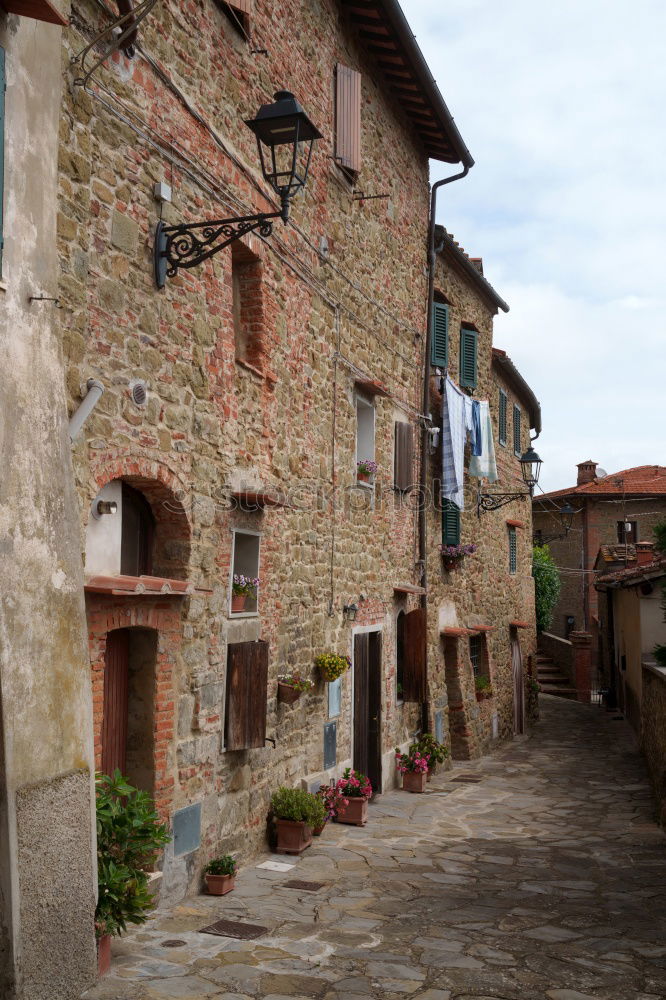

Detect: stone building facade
423,230,540,761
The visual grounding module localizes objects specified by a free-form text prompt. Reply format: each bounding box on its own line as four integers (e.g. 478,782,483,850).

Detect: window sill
235,357,278,385
354,479,375,490
229,610,259,619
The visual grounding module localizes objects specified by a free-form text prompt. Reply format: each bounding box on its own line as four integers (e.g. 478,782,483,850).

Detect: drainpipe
418,164,471,735
69,379,104,441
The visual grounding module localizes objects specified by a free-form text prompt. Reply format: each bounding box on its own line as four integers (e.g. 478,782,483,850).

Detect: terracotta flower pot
334,796,368,826
205,873,235,895
426,762,436,782
443,559,462,571
231,593,247,613
402,770,427,793
97,933,111,977
277,682,301,705
357,472,371,483
312,823,325,836
275,818,313,855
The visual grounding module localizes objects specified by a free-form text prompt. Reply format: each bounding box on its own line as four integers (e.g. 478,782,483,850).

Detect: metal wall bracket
476,489,528,516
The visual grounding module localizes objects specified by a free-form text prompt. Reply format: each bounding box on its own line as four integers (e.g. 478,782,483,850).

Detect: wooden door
225,640,269,750
102,629,130,776
353,632,382,792
512,637,525,736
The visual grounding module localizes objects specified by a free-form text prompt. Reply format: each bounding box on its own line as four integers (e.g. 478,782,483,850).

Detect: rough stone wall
640,665,666,826
0,11,97,998
58,0,430,898
426,248,537,759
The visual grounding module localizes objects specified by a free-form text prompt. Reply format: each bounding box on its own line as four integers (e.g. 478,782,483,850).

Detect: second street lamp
154,90,322,288
477,445,544,515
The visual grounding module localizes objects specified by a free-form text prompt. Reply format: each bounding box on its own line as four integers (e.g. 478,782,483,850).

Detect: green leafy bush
474,675,492,694
653,644,666,667
413,732,449,764
95,770,171,938
270,786,320,824
532,544,561,633
309,795,327,829
653,520,666,555
204,855,236,876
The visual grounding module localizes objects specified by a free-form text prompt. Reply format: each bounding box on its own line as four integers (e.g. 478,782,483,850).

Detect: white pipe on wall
68,378,104,441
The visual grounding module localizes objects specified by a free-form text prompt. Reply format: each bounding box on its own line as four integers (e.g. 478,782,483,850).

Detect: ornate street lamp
477,446,544,515
154,90,322,288
534,501,579,544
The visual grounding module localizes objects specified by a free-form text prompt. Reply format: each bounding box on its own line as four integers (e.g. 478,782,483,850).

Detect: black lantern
154,89,322,288
245,91,322,222
343,603,359,623
519,445,543,492
559,502,576,534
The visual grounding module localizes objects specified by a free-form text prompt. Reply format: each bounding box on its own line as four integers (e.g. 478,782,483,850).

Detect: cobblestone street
84,696,666,1000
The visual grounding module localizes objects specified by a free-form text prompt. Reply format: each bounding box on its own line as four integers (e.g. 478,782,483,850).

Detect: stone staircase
536,653,578,699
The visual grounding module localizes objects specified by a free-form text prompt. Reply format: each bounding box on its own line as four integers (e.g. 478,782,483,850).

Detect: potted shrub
231,574,259,613
395,746,430,793
441,543,477,571
333,768,372,825
414,733,449,779
310,794,328,836
317,784,349,828
277,672,313,705
356,459,377,484
271,786,319,855
475,675,493,701
95,770,170,976
315,652,350,683
203,855,236,895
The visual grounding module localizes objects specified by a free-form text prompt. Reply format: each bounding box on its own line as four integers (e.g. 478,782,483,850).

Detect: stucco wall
0,11,96,998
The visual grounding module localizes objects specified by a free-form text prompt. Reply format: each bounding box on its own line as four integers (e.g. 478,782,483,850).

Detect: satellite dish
596,467,608,478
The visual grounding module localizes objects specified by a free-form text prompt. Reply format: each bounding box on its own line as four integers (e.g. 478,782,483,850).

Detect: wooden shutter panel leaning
227,0,251,14
335,63,361,174
459,327,477,388
394,421,414,492
225,639,269,750
402,608,427,702
430,303,448,367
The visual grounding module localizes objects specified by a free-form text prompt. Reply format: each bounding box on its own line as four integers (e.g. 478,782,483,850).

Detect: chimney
576,460,598,486
636,542,655,567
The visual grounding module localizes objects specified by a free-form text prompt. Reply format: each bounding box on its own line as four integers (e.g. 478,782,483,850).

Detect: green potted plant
357,459,377,484
277,671,313,705
475,675,493,701
95,770,170,976
441,543,477,571
203,855,236,895
414,733,449,779
270,786,320,855
333,768,372,826
310,793,327,836
315,652,350,682
316,784,349,828
231,574,259,613
395,746,430,793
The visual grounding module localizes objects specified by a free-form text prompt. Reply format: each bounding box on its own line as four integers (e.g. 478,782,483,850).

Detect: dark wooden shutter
442,499,461,546
513,405,521,455
353,632,369,778
402,608,427,702
499,389,507,445
227,0,251,13
102,630,129,776
335,63,361,173
508,527,517,574
430,303,448,367
459,327,477,388
225,640,269,750
394,422,413,491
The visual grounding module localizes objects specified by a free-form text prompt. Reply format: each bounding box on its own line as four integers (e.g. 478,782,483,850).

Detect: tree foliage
532,544,561,633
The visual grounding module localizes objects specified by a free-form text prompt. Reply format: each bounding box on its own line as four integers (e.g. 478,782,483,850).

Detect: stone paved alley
84,696,666,1000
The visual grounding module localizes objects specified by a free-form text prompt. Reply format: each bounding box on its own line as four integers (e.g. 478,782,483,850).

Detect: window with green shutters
0,47,5,277
459,327,477,389
441,499,460,546
513,404,521,456
499,389,507,446
430,302,448,368
508,526,517,574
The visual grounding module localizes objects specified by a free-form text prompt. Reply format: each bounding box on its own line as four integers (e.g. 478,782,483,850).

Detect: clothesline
440,374,498,511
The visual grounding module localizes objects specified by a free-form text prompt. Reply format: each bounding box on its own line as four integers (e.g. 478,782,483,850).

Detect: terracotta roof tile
595,555,666,587
536,465,666,501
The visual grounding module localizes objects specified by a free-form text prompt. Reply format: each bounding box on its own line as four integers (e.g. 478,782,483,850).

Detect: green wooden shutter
441,499,460,546
513,405,521,456
0,47,5,277
499,389,507,445
459,327,477,388
430,303,448,367
508,526,517,574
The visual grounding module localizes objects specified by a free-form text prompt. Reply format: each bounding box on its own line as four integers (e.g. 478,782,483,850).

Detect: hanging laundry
441,376,466,509
469,398,482,456
468,400,498,483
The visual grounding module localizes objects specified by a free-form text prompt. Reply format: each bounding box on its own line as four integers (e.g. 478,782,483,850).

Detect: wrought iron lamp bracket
154,209,283,288
476,489,529,517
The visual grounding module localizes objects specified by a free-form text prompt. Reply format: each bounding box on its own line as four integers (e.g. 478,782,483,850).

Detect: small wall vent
130,380,148,406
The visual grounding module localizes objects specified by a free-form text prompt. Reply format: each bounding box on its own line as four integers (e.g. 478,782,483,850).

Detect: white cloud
401,0,666,491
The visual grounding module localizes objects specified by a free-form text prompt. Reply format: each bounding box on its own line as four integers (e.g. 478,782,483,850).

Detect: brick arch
90,456,192,580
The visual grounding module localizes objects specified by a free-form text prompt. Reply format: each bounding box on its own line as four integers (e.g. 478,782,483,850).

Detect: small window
617,521,638,544
396,610,405,702
469,635,482,675
232,242,263,367
498,389,508,446
430,302,448,367
459,327,478,389
442,499,461,546
335,63,361,177
508,525,517,574
356,395,375,484
394,421,413,491
231,531,260,615
534,529,543,546
120,483,155,576
215,0,251,34
513,405,522,456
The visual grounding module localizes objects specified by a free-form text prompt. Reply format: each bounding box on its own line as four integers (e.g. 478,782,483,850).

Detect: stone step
536,655,555,664
538,673,570,686
540,683,578,699
537,667,569,679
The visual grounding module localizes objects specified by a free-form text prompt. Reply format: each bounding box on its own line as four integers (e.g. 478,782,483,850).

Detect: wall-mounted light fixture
533,502,579,544
154,90,322,288
477,445,543,515
343,603,359,623
93,499,118,518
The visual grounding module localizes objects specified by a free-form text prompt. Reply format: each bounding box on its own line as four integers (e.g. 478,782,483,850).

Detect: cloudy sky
402,0,665,493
